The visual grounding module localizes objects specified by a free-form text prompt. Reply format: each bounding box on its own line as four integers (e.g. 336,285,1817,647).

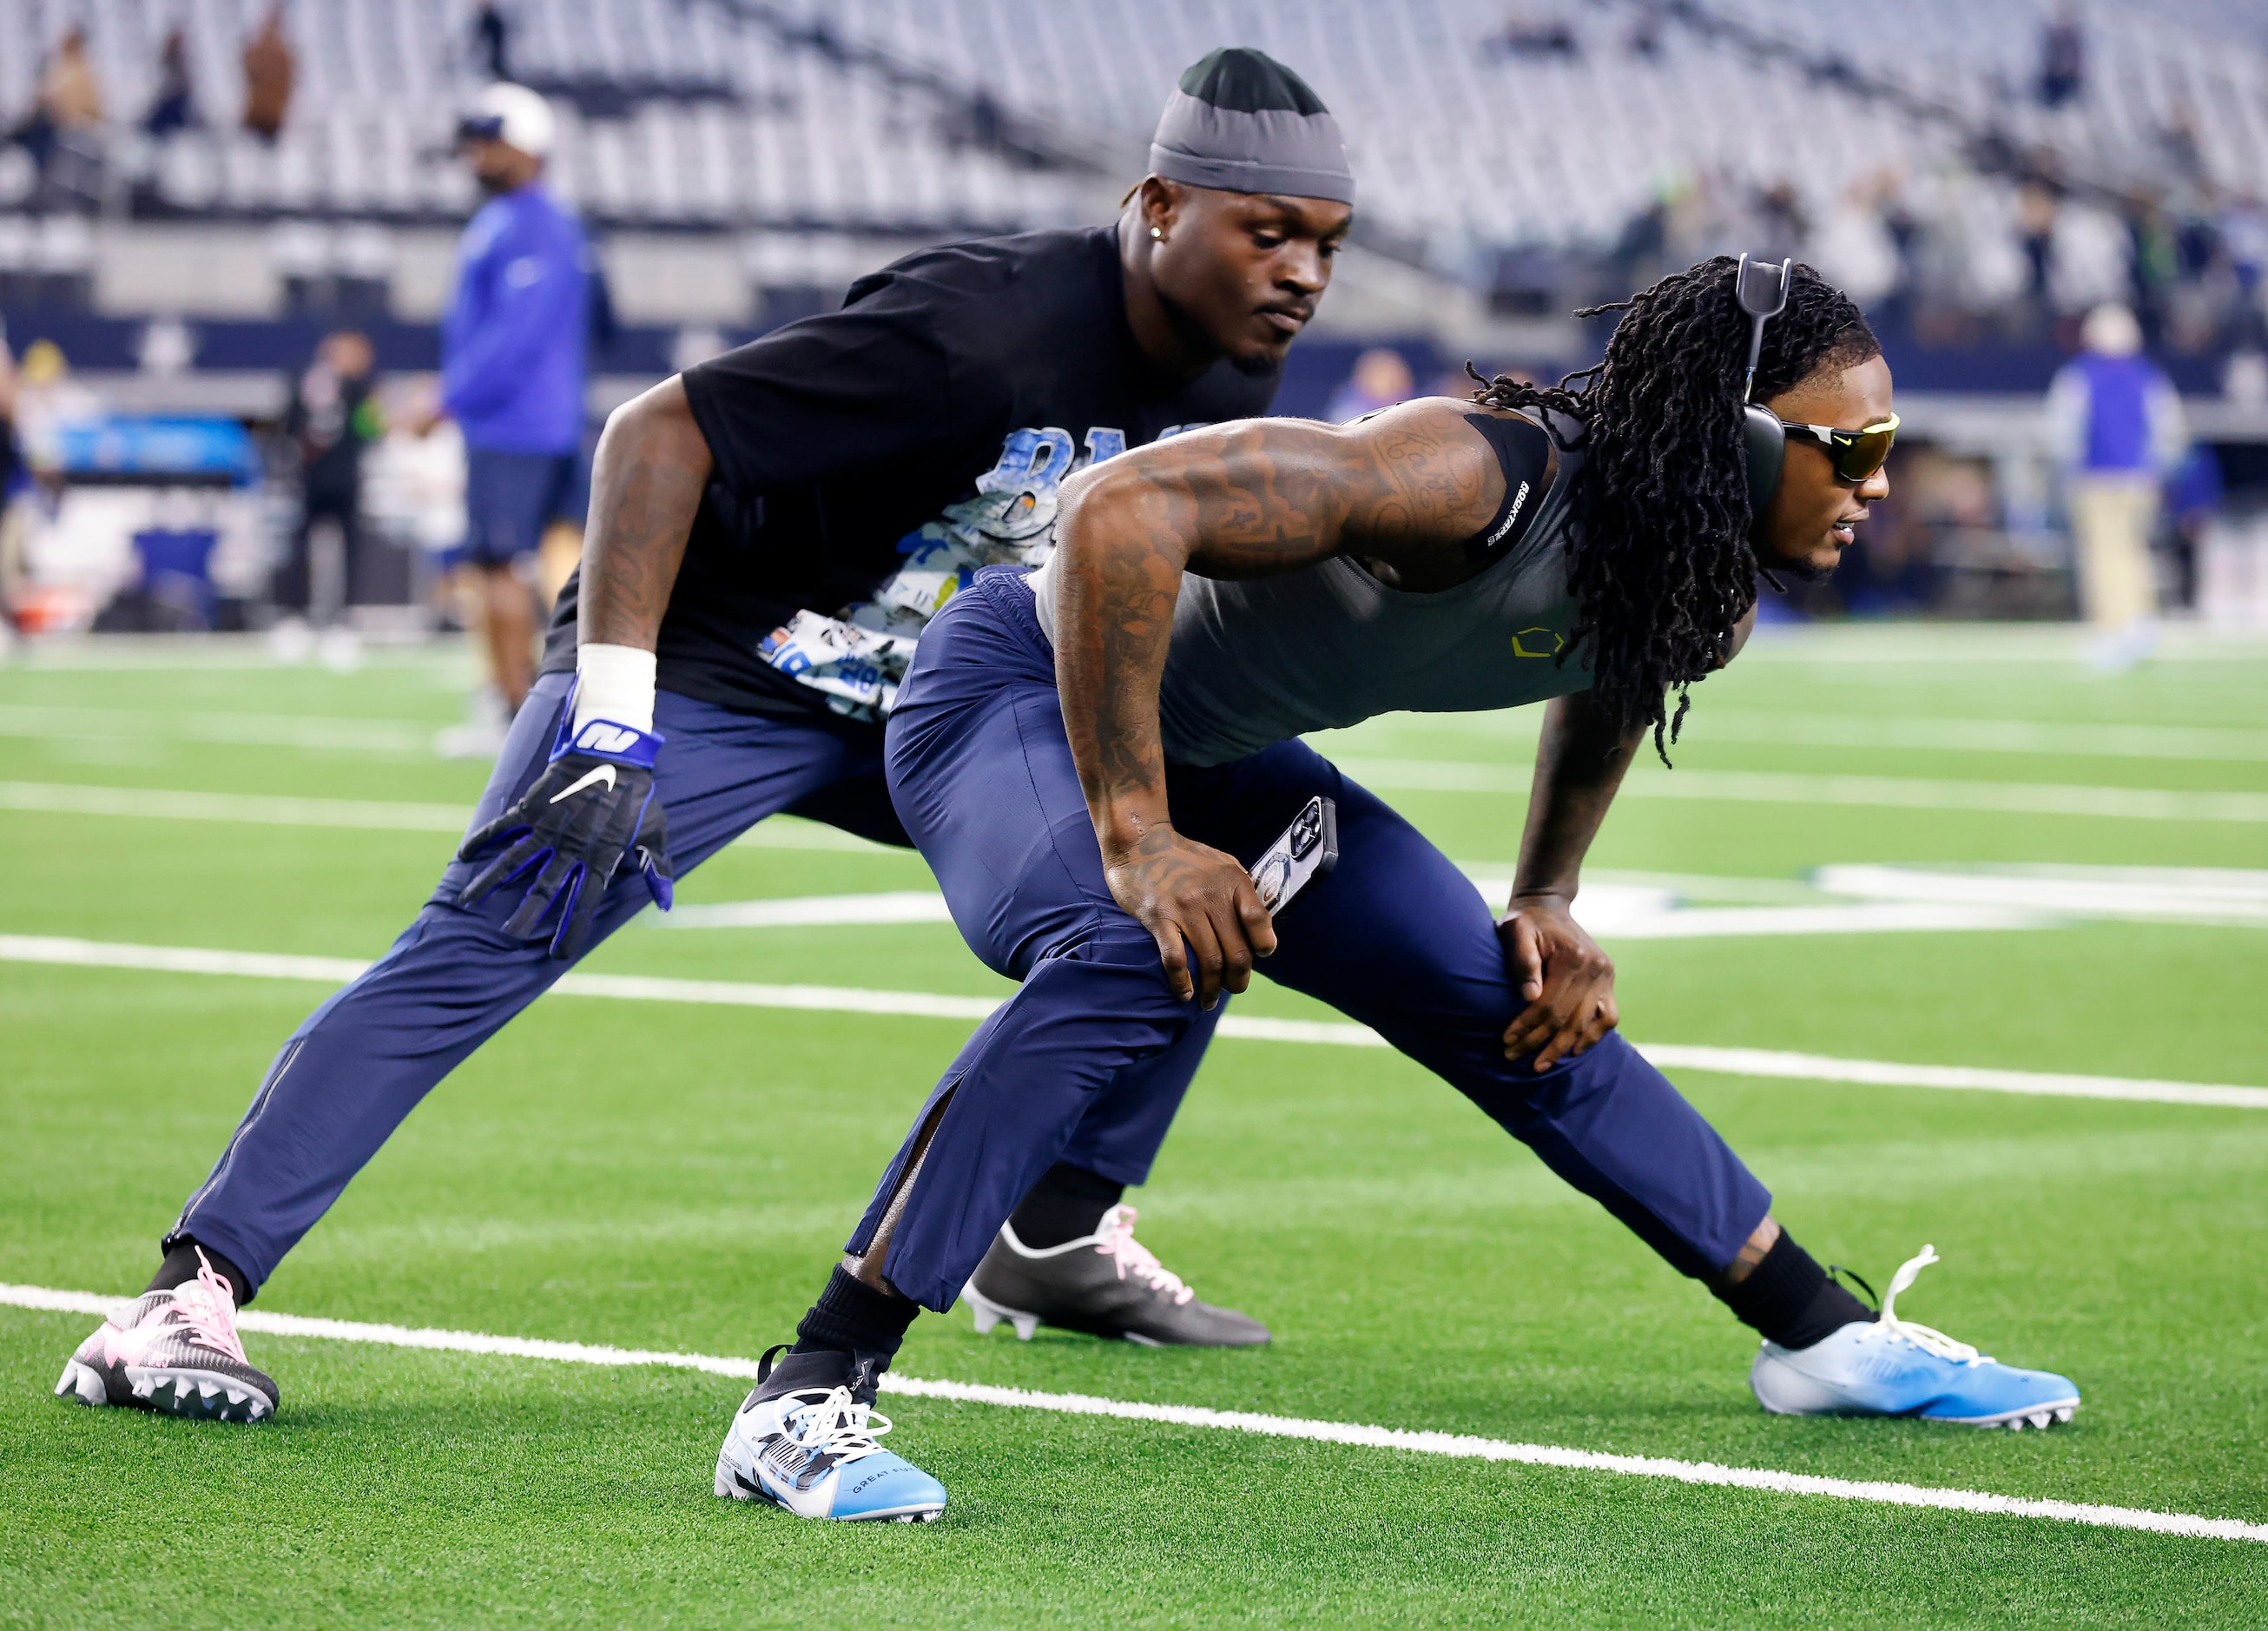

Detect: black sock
148,1238,251,1307
791,1266,919,1362
1007,1161,1124,1249
1714,1231,1875,1350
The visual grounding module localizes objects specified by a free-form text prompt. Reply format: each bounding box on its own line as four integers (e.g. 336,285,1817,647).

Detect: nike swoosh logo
550,765,616,803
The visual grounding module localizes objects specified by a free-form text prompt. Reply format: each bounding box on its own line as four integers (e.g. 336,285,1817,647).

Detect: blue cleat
1750,1245,2080,1430
714,1347,946,1522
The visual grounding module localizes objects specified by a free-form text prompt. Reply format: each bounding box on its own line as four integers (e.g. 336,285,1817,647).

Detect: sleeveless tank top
1029,408,1591,768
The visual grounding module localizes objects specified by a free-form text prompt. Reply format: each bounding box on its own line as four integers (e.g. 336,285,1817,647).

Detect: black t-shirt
542,225,1281,718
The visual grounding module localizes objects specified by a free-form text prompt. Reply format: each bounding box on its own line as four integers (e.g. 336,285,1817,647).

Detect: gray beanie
1148,48,1354,206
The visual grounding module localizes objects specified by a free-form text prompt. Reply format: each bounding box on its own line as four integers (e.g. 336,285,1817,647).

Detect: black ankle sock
1714,1231,1875,1350
1007,1161,1124,1249
148,1239,250,1307
791,1267,919,1362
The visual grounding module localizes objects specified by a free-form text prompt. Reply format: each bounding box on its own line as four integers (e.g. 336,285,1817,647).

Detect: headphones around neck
1735,254,1792,535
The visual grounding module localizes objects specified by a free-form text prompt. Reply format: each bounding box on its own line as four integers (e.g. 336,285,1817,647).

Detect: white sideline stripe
3,933,2265,1111
2,1283,2258,1547
1335,758,2268,824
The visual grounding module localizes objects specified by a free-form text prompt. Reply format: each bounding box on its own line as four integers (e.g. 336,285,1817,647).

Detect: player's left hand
458,710,675,961
1496,893,1619,1071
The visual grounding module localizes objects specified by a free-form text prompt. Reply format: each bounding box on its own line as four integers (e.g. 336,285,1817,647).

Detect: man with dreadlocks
717,255,2079,1521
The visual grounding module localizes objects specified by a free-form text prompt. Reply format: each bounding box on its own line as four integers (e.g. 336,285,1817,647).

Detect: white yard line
13,769,2268,842
1335,759,2268,823
0,705,442,755
1336,713,2268,763
11,700,2268,764
4,933,2263,1111
1,1281,2258,1547
658,892,957,928
0,782,894,853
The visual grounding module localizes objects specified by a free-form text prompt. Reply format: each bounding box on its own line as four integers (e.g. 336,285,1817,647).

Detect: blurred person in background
13,26,105,205
2222,194,2268,352
271,330,382,664
2038,6,2085,109
2046,302,2187,670
0,329,24,649
142,26,196,142
474,3,513,83
2160,442,2223,614
1325,347,1414,423
241,5,294,144
426,82,590,757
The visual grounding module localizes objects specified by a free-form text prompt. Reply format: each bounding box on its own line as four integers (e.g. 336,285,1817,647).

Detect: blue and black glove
458,696,675,961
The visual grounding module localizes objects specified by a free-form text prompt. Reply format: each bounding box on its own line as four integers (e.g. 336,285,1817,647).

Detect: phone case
1249,796,1338,916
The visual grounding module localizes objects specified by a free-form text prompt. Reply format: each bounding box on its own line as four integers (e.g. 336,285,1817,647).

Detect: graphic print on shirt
758,423,1205,717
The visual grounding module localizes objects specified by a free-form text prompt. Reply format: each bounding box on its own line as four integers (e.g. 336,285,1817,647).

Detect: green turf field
3,628,2265,1627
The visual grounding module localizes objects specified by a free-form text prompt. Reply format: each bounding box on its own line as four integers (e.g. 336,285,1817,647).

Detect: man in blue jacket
439,82,589,717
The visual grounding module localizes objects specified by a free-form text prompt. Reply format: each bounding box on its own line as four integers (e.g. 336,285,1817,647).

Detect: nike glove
458,697,675,961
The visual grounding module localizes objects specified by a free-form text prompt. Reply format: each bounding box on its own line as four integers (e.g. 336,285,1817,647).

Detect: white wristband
573,643,657,736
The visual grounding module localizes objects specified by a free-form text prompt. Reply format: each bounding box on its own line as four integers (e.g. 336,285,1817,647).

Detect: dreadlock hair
1470,257,1878,761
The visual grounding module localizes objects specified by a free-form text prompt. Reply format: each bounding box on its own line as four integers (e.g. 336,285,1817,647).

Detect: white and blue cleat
714,1347,946,1522
1750,1245,2080,1430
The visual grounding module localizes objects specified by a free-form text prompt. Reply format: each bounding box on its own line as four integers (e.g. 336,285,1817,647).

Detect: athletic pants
170,670,1216,1297
2069,474,2160,631
858,569,1772,1311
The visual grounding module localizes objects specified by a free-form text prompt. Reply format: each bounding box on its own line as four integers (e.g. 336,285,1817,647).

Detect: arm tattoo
1053,400,1506,848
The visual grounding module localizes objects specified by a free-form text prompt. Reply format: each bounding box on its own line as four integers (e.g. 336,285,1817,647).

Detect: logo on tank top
756,423,1209,718
1511,627,1565,657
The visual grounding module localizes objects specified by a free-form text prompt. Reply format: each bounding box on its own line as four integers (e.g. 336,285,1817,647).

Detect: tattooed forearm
577,376,714,651
1052,399,1508,849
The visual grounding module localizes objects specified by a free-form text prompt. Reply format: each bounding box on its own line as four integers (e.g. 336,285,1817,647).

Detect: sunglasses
1774,413,1899,484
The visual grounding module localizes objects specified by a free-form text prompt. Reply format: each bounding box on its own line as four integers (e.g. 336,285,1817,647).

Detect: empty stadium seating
0,0,2263,293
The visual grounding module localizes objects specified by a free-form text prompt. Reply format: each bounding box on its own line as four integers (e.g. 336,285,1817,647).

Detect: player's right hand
458,711,675,961
1102,825,1276,1010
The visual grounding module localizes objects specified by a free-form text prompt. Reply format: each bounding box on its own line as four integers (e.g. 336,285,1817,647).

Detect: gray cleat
963,1205,1269,1347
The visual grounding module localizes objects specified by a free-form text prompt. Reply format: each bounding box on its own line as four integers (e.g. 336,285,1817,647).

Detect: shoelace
165,1248,252,1364
1871,1245,1983,1365
1093,1205,1195,1306
778,1386,893,1466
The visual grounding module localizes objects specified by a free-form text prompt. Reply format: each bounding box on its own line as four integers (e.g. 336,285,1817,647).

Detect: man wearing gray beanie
71,50,1351,1451
1122,47,1356,378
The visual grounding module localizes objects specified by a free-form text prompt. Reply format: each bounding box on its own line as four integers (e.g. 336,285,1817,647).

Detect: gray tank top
1029,415,1591,768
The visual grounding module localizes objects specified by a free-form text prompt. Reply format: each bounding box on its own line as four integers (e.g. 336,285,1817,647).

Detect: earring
1150,225,1165,241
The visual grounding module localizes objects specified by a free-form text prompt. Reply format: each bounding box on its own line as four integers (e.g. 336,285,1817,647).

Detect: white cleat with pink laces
55,1250,279,1423
963,1204,1269,1347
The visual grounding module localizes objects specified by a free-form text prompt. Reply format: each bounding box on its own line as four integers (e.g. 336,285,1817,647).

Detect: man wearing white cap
438,83,590,722
2047,301,2187,670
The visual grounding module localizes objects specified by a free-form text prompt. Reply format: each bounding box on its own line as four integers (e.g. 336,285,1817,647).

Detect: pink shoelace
167,1248,252,1364
1093,1205,1195,1306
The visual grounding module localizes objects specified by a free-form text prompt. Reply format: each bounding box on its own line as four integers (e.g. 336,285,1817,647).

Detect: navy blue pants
454,447,586,567
172,671,1213,1297
860,570,1772,1311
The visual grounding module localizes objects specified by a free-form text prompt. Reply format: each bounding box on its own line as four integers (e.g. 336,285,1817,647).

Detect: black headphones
1735,254,1791,534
